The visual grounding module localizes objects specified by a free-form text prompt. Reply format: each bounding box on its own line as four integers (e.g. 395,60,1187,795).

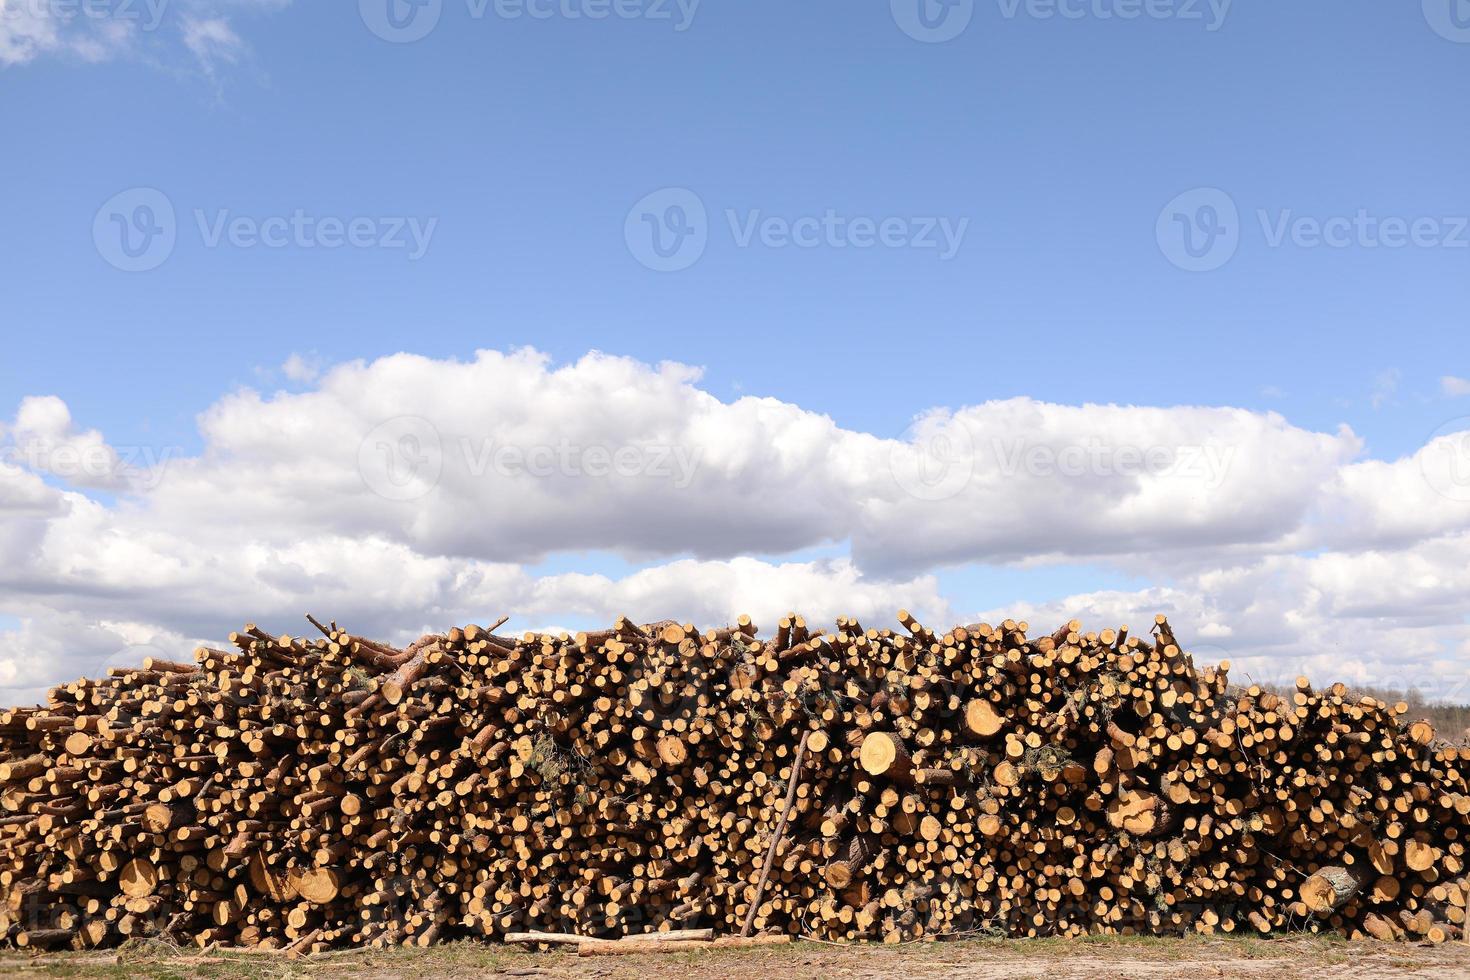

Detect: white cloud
0,539,942,705
0,0,126,65
112,350,1369,575
976,537,1470,701
0,0,289,71
1443,376,1470,398
3,395,156,492
1,347,1469,700
281,352,321,383
1301,434,1470,554
852,401,1361,573
1371,368,1401,410
181,15,241,71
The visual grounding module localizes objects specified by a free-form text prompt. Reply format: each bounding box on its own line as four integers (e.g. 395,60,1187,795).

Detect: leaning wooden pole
741,731,810,938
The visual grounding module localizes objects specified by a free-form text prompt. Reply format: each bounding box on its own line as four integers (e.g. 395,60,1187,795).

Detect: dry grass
2,935,1469,980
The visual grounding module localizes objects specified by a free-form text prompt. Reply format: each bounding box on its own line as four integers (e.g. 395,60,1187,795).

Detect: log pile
1,611,1468,952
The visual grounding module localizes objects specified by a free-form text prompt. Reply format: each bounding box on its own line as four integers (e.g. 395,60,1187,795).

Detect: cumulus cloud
0,538,942,705
1304,430,1470,554
1,395,167,492
0,457,61,517
0,609,197,708
1444,376,1470,398
976,537,1470,702
854,401,1361,573
116,349,1374,575
1,347,1468,700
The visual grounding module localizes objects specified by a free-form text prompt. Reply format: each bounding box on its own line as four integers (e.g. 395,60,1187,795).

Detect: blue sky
3,2,1465,453
1,1,1468,701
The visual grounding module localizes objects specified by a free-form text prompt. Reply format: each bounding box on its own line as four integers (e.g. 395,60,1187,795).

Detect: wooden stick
505,928,713,945
741,730,811,938
1463,881,1470,948
578,939,715,956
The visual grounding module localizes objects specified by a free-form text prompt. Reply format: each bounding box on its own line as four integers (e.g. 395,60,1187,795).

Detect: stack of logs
1,611,1467,952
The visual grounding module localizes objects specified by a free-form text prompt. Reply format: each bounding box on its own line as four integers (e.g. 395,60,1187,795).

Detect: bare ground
4,936,1470,980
